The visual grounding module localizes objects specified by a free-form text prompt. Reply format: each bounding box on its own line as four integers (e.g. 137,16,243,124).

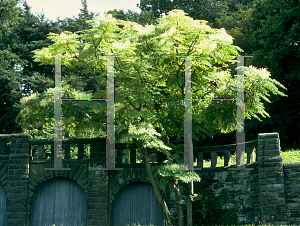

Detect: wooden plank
32,179,87,226
197,152,203,168
223,150,231,167
115,143,137,149
194,139,258,153
38,145,44,159
112,183,164,226
30,138,106,145
210,151,217,168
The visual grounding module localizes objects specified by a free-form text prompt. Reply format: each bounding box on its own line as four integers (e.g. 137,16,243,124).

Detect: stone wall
0,132,299,225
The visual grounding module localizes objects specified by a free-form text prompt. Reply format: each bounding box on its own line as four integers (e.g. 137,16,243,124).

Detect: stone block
285,179,300,186
258,149,281,157
265,213,287,222
258,143,280,151
8,164,19,170
260,191,278,200
258,156,282,163
284,170,300,179
259,161,283,168
258,138,280,146
259,166,283,173
261,205,276,213
268,198,285,205
266,184,284,192
276,205,286,213
287,202,300,210
259,178,277,185
6,186,23,193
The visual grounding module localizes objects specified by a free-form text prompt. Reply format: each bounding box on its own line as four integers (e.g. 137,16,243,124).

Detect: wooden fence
0,136,259,170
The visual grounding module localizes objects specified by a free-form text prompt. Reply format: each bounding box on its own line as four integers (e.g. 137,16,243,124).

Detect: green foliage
192,173,238,226
13,10,287,205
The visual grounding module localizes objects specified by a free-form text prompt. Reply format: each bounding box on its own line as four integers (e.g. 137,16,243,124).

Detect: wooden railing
194,139,258,170
0,135,258,170
29,138,167,167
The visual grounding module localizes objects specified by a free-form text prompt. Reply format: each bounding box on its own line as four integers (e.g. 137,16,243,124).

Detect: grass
125,223,296,226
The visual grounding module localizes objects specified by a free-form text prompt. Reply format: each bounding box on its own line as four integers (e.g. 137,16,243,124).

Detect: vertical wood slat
246,146,255,164
197,152,203,168
38,145,44,159
255,145,258,162
210,151,217,167
223,150,231,167
130,149,136,164
78,144,84,159
32,179,87,226
51,145,54,159
0,140,5,154
112,183,164,226
116,149,123,164
64,144,70,159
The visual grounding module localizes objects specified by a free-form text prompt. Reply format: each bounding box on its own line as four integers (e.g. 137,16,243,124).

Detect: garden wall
0,132,299,225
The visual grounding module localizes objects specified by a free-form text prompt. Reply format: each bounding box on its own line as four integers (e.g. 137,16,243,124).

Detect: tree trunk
141,147,173,226
187,181,193,226
173,180,184,226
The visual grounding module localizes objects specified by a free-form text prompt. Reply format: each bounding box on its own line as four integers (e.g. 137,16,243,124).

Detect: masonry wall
0,132,299,226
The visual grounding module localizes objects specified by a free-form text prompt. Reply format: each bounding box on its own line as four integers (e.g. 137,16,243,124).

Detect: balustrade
0,135,258,170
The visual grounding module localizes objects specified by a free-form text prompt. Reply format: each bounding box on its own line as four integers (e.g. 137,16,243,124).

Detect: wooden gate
0,184,5,225
112,183,164,226
32,178,87,226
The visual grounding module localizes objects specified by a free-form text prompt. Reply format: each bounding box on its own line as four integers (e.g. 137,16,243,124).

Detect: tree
2,0,103,135
15,10,287,225
0,0,26,134
136,0,255,28
215,0,300,150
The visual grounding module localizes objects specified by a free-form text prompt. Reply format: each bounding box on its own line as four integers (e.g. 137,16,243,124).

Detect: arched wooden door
112,183,164,226
0,184,5,225
32,178,87,226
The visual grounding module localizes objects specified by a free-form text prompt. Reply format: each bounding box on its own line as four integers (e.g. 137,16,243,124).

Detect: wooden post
197,152,203,168
223,150,231,167
246,146,255,164
210,151,217,167
255,145,258,162
78,143,84,159
0,140,5,154
116,149,122,164
51,144,54,159
38,145,44,159
64,144,70,159
130,148,136,164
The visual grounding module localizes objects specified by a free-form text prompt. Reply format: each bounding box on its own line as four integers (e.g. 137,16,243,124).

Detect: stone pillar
87,164,108,226
258,132,287,225
6,133,31,226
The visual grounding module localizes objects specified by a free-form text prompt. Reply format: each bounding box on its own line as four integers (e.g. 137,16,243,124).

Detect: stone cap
0,133,33,140
258,132,279,139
